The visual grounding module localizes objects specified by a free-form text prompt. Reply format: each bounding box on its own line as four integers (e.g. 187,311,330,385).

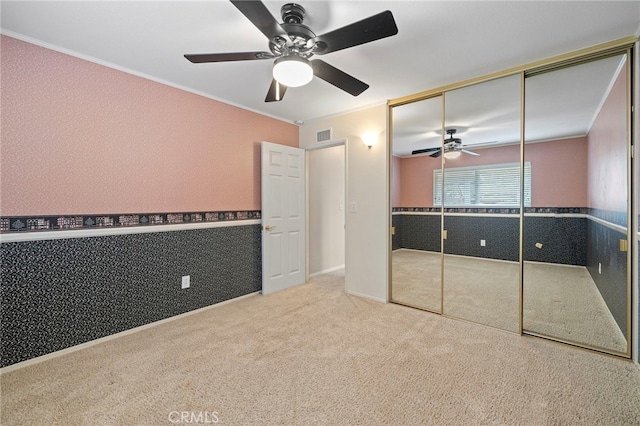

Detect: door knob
264,225,276,231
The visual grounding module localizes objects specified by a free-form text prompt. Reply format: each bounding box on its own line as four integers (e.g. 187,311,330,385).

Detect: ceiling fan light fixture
273,55,313,87
443,150,461,159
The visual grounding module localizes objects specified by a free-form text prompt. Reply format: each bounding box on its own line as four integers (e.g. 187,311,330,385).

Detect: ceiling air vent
316,129,331,143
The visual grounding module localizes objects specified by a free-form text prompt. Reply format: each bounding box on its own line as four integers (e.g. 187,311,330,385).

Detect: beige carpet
523,262,627,353
392,250,520,332
392,249,627,352
2,270,640,425
444,255,520,333
391,249,443,312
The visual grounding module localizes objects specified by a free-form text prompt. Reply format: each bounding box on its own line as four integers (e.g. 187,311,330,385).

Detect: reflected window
434,162,531,207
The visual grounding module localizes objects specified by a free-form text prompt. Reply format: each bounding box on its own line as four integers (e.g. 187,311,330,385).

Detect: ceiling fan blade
265,79,288,102
184,52,274,63
430,150,442,158
463,140,499,149
230,0,289,41
312,10,398,55
311,59,369,96
411,147,440,155
461,149,480,156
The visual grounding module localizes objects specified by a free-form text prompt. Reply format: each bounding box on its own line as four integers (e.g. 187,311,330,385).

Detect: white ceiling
1,1,639,138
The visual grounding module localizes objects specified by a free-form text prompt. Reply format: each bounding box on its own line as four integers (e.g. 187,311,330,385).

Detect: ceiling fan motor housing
270,4,316,57
281,3,305,24
271,23,316,57
445,128,462,144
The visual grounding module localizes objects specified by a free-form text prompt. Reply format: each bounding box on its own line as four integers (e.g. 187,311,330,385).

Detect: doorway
307,143,346,277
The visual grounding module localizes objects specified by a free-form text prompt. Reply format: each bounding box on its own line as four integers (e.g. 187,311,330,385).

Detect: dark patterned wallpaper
395,214,441,252
444,216,520,261
586,220,628,337
394,213,591,265
392,212,628,338
523,217,587,265
392,215,401,251
393,213,518,260
0,225,261,367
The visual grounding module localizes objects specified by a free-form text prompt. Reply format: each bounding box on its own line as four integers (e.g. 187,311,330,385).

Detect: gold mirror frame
388,36,637,358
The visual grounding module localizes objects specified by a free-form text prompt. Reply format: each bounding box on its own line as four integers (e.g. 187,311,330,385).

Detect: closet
389,40,633,357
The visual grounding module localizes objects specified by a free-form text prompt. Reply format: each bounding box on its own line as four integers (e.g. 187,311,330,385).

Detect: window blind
434,162,531,207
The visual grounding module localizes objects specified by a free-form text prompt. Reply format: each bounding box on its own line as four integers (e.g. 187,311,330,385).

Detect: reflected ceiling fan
184,1,398,102
411,129,480,158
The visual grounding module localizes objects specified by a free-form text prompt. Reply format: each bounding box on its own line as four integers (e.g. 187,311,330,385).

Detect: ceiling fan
184,1,398,102
411,129,480,158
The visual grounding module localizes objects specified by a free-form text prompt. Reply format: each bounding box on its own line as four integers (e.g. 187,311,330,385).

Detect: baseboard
0,291,260,374
309,264,345,278
394,248,439,254
345,289,387,304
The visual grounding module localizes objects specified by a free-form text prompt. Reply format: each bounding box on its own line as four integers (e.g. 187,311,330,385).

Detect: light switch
350,202,358,213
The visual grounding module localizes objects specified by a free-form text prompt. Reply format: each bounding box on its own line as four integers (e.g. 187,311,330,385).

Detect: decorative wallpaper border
524,207,588,215
0,211,261,233
393,207,442,213
393,207,521,214
393,207,628,228
444,207,521,214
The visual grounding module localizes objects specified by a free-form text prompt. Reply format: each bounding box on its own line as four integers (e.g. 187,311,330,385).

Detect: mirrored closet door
390,95,443,313
441,75,522,333
389,41,633,357
522,53,631,355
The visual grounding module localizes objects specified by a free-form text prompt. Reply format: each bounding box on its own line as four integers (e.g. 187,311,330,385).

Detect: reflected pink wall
395,137,588,207
391,156,401,207
397,154,438,207
0,36,298,215
527,137,588,207
587,65,628,212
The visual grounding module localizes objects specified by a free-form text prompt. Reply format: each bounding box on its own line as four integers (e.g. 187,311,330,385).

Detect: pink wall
0,36,298,216
394,137,588,207
587,65,628,212
527,137,588,207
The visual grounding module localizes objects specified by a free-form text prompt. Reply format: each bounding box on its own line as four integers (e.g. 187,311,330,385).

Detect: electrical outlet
480,239,486,246
181,275,190,289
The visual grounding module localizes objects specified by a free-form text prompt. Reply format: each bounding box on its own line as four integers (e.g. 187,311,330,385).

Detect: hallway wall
308,145,345,276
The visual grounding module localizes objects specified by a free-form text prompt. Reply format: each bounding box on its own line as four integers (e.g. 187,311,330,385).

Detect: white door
261,141,306,295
